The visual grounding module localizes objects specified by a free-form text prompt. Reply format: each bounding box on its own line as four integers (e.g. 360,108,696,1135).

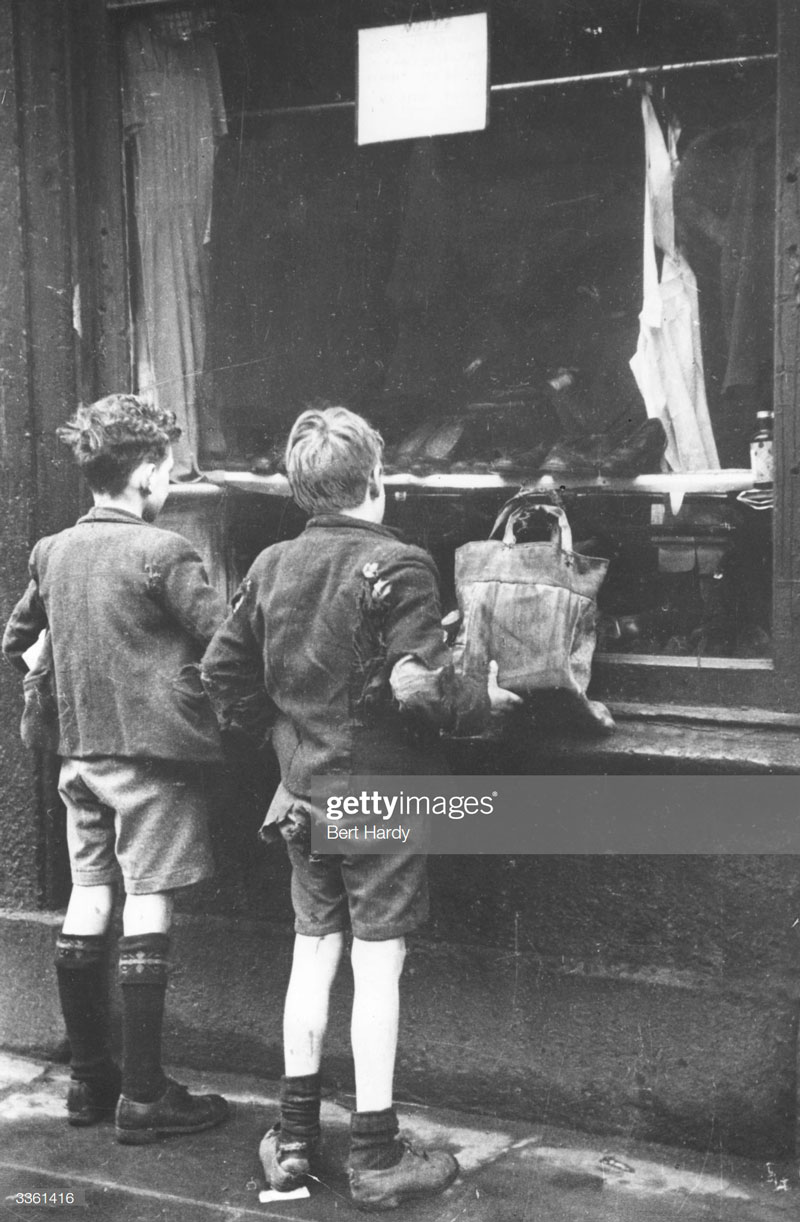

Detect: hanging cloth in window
123,19,227,477
629,94,719,473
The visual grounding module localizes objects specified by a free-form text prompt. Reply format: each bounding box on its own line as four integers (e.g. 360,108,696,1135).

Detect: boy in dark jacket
3,395,229,1144
202,406,519,1209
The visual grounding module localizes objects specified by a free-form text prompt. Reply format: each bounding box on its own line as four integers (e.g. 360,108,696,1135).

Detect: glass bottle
750,410,774,489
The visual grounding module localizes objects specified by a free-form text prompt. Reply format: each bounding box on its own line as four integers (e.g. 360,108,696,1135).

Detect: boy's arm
380,554,492,735
201,577,276,746
391,655,520,733
150,538,228,646
2,576,48,674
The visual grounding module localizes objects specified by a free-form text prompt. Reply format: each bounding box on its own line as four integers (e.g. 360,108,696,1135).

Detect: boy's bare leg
60,886,174,938
347,937,407,1180
346,934,459,1207
350,936,405,1112
61,883,115,936
122,891,173,936
284,932,344,1074
261,931,344,1189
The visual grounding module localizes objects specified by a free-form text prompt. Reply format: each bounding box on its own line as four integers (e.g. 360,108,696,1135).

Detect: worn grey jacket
202,515,490,797
2,506,226,761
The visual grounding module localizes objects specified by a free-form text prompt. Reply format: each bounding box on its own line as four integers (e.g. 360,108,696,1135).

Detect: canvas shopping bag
453,499,615,731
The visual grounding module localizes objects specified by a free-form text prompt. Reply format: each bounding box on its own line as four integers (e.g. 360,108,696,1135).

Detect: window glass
121,0,778,660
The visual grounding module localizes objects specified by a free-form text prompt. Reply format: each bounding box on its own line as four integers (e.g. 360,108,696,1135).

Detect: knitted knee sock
54,932,115,1083
279,1073,321,1149
349,1108,403,1171
117,933,170,1103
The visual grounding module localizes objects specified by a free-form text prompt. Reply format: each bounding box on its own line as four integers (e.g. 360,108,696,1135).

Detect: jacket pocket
21,668,59,752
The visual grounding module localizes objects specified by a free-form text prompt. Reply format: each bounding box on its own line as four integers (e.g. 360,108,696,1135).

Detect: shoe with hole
259,1123,316,1191
348,1139,459,1211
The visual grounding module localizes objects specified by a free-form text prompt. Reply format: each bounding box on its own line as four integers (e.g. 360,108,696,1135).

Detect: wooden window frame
585,0,799,718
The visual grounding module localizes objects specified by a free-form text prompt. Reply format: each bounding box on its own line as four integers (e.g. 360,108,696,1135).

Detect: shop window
116,1,781,680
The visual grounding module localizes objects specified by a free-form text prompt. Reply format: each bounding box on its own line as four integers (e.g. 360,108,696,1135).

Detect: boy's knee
294,931,345,956
62,883,115,937
122,891,174,936
351,935,406,980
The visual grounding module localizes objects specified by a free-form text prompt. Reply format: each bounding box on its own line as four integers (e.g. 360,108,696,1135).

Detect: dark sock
54,932,115,1083
349,1108,403,1171
117,933,170,1104
279,1073,321,1148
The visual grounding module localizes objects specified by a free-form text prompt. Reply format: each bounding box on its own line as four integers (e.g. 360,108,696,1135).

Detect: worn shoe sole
350,1159,459,1212
115,1082,229,1146
116,1113,227,1146
69,1109,116,1128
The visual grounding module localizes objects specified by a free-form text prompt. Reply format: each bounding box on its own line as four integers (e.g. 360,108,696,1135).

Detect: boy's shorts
59,757,214,895
287,844,429,941
268,785,428,941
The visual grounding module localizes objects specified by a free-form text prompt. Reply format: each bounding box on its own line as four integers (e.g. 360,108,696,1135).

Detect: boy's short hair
57,395,181,495
285,406,384,514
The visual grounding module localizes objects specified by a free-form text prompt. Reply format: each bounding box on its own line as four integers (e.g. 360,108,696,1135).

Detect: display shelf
203,467,757,502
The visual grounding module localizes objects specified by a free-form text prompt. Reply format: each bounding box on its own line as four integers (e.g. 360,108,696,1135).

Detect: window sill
201,467,757,500
506,712,800,774
597,653,772,671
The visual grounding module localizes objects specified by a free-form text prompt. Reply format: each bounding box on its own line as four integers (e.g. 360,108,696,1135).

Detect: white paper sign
357,13,489,145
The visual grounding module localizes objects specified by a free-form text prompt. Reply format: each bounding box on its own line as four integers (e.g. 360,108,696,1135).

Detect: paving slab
0,1056,796,1221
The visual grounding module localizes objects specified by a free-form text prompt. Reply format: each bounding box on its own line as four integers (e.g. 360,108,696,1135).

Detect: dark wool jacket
201,515,490,795
2,506,226,761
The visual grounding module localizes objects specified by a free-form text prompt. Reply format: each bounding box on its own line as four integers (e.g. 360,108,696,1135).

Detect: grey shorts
264,781,428,941
59,757,215,895
287,844,429,942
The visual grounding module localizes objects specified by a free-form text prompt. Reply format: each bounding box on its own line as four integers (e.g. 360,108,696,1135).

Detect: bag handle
491,502,574,553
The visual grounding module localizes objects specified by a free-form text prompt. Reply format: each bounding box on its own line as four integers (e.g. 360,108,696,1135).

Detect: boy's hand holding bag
452,496,615,733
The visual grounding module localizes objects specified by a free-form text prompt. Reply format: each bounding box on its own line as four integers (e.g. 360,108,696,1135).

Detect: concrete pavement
0,1052,796,1221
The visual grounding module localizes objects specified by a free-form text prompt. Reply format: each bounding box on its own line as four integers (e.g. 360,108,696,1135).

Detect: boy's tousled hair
285,406,384,514
57,395,181,494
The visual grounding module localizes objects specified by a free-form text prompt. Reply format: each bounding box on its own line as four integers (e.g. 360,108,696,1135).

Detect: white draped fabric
630,94,720,473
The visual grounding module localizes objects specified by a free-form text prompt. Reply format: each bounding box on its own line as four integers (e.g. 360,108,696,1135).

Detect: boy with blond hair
202,405,518,1209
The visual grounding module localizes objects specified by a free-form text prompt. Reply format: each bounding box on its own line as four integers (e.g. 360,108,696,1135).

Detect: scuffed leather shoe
67,1067,121,1126
540,417,667,477
115,1078,229,1145
599,417,667,475
259,1123,317,1191
348,1139,459,1211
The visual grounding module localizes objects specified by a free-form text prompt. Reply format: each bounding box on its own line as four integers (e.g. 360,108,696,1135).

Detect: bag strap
491,502,574,553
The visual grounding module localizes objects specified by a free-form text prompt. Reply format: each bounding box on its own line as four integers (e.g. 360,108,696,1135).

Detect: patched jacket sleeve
2,552,48,673
201,576,277,746
149,538,228,646
382,555,490,735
